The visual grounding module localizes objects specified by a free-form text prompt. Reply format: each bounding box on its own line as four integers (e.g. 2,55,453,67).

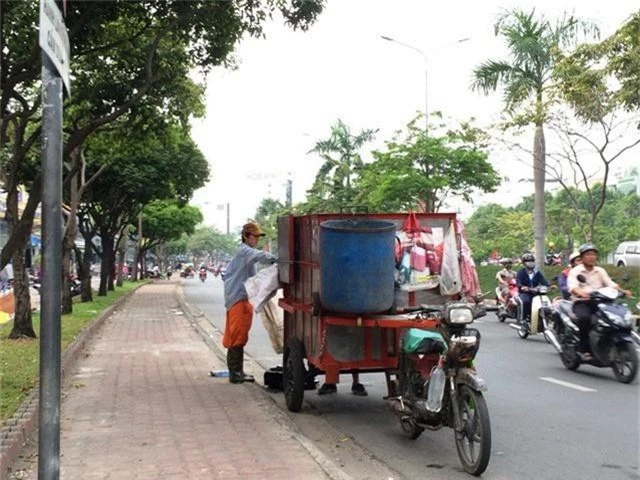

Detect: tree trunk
98,232,114,296
79,243,93,302
533,122,546,266
131,213,142,281
8,245,34,339
115,233,126,287
61,239,73,315
108,247,115,291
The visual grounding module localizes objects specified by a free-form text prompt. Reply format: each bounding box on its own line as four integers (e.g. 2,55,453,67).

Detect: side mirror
577,274,586,283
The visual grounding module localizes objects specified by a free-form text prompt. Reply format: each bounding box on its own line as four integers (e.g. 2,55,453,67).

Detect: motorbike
544,284,638,384
495,278,519,323
508,285,554,340
386,303,491,476
199,268,207,282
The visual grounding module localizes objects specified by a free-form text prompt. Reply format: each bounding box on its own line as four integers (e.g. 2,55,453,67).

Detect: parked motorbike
199,268,207,282
544,284,638,384
386,303,491,476
32,276,82,297
508,285,553,340
496,278,519,323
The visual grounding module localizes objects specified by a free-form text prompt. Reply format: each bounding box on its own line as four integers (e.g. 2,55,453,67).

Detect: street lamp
379,36,470,139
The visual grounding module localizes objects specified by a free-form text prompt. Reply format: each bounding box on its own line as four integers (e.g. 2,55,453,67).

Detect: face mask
524,261,535,269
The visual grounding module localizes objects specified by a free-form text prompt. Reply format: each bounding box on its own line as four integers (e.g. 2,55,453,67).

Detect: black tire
517,322,529,339
283,337,306,412
612,342,638,384
498,311,506,323
454,385,491,476
400,417,423,440
560,346,581,371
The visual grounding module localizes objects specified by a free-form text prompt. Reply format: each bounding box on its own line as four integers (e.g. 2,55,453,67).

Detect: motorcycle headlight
446,304,474,325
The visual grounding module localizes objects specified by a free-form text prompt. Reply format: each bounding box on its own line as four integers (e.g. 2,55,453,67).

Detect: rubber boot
236,347,255,383
227,348,244,384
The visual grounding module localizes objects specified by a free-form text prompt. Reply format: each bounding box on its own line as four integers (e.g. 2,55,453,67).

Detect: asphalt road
184,277,640,480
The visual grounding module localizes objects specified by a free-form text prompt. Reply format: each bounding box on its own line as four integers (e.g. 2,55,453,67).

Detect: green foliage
254,198,288,240
466,191,640,261
139,200,203,251
302,119,377,212
357,116,500,212
554,12,640,121
186,226,237,259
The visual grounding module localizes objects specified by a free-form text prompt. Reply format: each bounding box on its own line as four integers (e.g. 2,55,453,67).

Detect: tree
555,12,640,122
254,198,287,251
544,111,640,241
303,119,376,212
187,227,237,260
472,8,598,266
1,0,324,337
357,116,500,212
133,200,203,273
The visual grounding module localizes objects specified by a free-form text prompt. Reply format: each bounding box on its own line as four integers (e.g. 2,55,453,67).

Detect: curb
0,283,146,480
175,285,353,480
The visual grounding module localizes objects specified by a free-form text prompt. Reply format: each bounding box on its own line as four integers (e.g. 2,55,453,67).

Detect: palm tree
306,119,376,212
472,9,598,265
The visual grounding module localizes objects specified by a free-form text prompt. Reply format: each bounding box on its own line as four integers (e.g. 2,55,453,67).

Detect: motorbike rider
516,252,550,323
558,251,581,300
496,258,516,301
567,243,633,360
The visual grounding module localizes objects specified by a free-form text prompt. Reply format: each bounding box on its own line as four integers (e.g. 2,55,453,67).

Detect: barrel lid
320,219,396,233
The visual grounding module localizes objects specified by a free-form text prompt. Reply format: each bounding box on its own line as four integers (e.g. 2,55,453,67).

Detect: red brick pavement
25,283,332,480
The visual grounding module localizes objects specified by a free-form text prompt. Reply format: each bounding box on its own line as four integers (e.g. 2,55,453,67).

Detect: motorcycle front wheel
612,342,638,384
453,385,491,476
517,322,529,339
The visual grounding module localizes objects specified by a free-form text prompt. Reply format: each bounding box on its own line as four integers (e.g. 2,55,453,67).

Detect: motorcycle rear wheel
400,417,424,440
560,346,580,371
612,343,638,384
454,385,491,476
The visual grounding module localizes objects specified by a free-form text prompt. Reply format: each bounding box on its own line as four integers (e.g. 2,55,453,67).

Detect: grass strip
0,281,146,423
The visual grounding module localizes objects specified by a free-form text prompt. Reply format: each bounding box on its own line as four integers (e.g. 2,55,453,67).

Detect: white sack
244,264,280,313
260,290,284,354
439,223,462,296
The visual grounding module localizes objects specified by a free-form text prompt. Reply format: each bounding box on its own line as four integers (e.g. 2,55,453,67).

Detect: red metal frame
278,213,458,385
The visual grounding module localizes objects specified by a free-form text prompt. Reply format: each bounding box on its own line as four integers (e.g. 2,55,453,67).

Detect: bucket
320,219,396,313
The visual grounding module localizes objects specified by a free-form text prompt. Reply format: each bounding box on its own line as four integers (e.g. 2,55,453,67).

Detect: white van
613,240,640,267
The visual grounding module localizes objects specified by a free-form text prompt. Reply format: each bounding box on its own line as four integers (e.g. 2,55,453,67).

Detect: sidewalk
20,281,333,479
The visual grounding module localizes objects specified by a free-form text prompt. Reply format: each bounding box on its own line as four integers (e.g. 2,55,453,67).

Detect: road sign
39,0,70,93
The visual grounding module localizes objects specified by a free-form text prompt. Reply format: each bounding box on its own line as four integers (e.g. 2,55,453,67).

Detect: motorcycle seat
557,300,577,320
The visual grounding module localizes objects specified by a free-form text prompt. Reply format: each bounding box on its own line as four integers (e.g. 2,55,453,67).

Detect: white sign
39,0,70,93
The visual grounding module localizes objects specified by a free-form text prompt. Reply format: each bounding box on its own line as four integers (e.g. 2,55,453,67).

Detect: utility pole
226,202,230,235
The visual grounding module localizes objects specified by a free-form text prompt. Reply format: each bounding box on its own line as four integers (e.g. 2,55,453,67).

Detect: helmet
500,257,513,265
548,242,555,248
578,243,598,256
569,251,580,264
521,252,535,263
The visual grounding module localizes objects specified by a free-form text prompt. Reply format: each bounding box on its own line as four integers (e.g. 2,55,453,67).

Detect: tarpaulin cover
402,328,447,354
456,219,481,299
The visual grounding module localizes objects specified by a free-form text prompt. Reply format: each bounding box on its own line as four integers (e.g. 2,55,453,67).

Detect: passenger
223,222,276,384
558,252,581,300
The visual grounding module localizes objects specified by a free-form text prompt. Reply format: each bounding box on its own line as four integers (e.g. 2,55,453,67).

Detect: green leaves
358,117,500,213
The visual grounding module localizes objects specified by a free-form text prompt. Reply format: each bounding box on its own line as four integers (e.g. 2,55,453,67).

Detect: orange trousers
222,300,253,348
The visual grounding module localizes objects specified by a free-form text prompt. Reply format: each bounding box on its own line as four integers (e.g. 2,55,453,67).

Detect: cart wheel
284,337,306,412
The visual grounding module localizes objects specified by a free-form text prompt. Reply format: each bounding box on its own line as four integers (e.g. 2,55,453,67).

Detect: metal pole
424,67,428,140
38,53,63,480
226,202,230,235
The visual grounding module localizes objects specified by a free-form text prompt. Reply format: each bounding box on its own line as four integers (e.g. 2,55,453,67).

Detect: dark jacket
516,267,550,294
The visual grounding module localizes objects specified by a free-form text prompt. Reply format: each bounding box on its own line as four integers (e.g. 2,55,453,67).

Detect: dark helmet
521,252,535,263
578,243,598,256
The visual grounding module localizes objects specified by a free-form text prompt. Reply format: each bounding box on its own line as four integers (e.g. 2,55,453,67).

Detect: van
613,240,640,267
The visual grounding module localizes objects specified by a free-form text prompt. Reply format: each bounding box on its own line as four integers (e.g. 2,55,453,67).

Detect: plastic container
320,219,396,313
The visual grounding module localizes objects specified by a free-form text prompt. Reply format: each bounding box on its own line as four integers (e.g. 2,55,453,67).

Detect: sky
189,0,638,233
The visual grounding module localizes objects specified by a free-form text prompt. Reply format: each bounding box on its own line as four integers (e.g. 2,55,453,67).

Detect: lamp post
379,36,470,139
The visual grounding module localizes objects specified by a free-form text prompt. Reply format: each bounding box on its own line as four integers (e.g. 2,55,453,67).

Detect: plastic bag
244,264,280,313
439,222,462,296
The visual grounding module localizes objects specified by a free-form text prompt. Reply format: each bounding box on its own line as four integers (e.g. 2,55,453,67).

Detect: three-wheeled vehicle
277,212,491,476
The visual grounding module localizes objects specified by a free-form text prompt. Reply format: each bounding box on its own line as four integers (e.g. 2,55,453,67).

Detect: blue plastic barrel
320,219,396,313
